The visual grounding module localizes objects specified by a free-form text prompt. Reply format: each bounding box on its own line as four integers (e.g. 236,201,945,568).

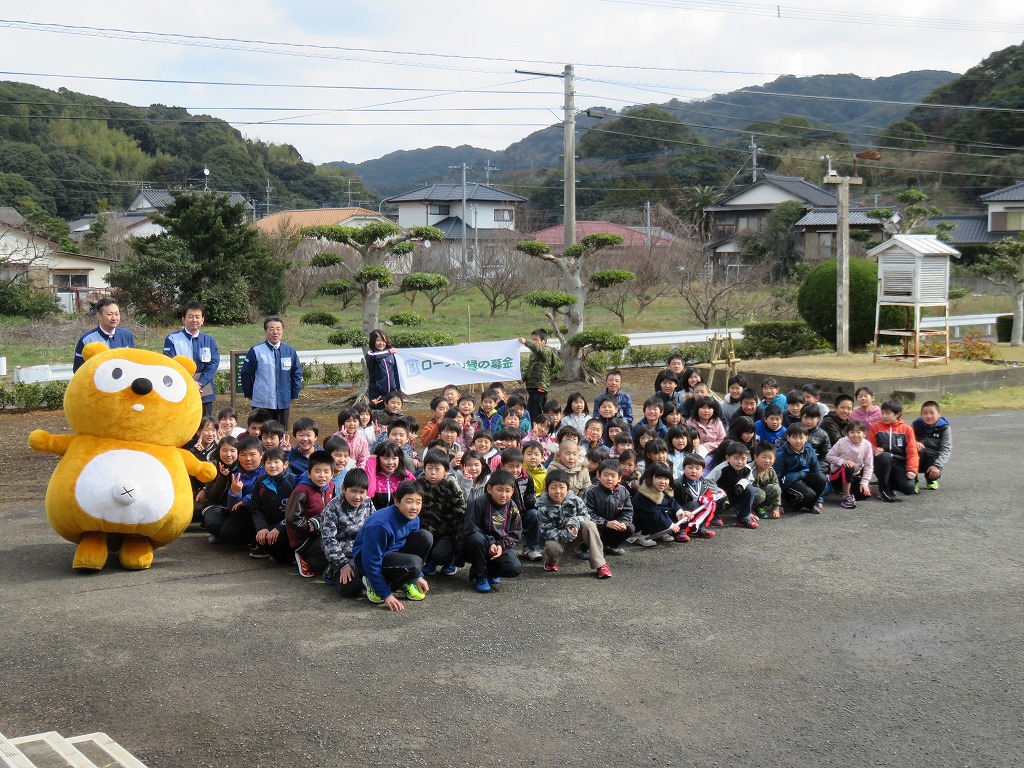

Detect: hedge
735,321,830,359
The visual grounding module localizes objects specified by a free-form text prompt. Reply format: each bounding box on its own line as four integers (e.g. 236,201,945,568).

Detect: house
703,172,838,265
0,208,116,312
793,208,892,262
927,180,1024,251
67,212,164,243
255,207,393,237
531,221,674,250
383,183,528,273
127,188,253,217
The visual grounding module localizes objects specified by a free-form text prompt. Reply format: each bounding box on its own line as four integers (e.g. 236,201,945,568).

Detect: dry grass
737,352,1000,380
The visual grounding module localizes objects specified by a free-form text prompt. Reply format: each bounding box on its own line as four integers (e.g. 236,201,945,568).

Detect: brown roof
532,221,673,248
256,207,391,235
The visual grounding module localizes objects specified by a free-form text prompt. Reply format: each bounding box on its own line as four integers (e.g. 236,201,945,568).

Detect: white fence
8,313,1012,384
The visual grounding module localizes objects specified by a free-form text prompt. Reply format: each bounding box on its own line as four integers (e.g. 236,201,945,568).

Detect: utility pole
644,201,652,245
822,158,863,356
346,178,358,207
448,162,471,267
484,162,500,184
265,179,272,218
750,136,759,183
516,64,575,248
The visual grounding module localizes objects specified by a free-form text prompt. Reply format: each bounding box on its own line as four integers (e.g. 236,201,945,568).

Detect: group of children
184,343,952,612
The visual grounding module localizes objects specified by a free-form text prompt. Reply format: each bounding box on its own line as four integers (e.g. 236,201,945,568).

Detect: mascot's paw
73,532,109,571
119,535,154,570
28,429,51,452
195,462,217,483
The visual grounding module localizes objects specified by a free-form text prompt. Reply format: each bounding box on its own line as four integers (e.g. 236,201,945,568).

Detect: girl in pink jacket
825,419,874,508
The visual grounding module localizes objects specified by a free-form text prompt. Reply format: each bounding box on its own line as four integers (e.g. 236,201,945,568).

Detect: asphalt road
1,411,1021,767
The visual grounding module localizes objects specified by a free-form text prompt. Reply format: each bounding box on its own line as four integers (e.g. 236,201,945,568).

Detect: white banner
395,339,523,395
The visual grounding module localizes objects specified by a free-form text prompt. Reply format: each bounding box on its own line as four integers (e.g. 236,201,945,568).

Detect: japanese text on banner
395,339,523,394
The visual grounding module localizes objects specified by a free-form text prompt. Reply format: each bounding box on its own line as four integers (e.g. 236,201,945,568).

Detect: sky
1,1,1022,169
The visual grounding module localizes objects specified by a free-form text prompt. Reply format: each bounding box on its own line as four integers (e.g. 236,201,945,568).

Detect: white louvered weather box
868,234,961,367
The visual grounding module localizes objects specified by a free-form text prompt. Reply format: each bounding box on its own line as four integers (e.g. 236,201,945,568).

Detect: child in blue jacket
775,424,828,513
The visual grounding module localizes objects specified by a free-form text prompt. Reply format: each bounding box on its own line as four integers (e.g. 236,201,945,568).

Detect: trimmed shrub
797,258,901,348
736,320,830,359
388,311,424,327
0,380,67,410
388,329,456,348
328,328,369,348
300,310,338,326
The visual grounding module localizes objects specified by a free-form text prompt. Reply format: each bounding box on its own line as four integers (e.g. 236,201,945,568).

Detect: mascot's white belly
74,449,175,525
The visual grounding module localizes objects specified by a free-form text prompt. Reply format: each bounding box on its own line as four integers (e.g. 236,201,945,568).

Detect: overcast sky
1,2,1022,167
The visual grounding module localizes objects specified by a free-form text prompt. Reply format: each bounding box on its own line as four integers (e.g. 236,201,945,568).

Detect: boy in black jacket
249,446,295,562
458,470,523,593
584,459,635,555
417,450,467,576
498,447,541,562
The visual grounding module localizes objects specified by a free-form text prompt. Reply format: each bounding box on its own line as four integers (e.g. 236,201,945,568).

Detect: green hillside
0,81,361,219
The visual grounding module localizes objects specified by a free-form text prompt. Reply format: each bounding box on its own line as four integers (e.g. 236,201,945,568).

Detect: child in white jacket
825,419,874,508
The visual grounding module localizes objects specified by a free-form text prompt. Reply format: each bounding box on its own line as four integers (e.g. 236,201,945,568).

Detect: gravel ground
1,399,1021,767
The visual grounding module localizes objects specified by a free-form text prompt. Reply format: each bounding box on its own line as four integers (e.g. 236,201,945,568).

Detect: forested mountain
330,70,957,200
0,82,359,219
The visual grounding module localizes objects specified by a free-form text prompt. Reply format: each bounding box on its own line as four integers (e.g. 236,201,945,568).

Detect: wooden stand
706,333,741,391
873,303,950,367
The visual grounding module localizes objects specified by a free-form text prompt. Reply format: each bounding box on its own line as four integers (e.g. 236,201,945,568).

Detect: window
493,208,514,222
737,215,762,233
1006,211,1024,231
428,204,450,216
52,273,89,289
817,232,835,256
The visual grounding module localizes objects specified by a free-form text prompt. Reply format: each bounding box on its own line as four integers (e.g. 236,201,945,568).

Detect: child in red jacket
868,399,919,503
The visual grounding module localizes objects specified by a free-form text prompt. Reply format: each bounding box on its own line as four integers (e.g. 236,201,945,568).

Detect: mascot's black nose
131,378,153,396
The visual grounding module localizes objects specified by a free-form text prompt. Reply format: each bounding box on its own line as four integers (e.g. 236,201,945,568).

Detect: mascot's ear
175,356,197,376
82,342,109,362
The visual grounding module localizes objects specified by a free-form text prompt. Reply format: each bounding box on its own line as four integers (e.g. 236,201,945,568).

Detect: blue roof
925,214,1006,245
384,183,527,204
979,181,1024,202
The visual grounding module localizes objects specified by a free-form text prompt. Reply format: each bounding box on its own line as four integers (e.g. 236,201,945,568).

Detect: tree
878,120,928,150
468,245,538,316
868,188,955,241
674,241,779,329
300,222,446,334
742,200,805,269
974,234,1024,345
107,191,287,324
798,258,901,348
0,216,60,318
515,233,631,381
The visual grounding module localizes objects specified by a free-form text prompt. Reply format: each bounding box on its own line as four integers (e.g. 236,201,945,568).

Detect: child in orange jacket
868,399,919,503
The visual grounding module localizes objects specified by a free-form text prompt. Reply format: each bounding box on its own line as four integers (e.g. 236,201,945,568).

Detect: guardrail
9,313,1012,384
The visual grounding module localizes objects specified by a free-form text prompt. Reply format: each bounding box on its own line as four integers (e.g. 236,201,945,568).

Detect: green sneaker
927,479,939,490
914,479,920,493
400,581,427,601
362,576,384,604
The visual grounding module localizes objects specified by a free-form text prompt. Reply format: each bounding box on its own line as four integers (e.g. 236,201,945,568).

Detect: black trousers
262,407,291,430
346,529,433,597
597,521,635,549
783,472,828,509
874,453,917,495
527,388,547,420
458,531,523,581
427,534,458,566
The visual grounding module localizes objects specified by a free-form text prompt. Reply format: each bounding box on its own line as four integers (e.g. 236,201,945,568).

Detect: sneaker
674,531,691,543
295,552,315,578
841,495,857,509
489,577,502,586
695,527,716,539
657,532,675,543
755,507,769,519
608,546,627,556
474,577,491,593
207,534,218,544
362,576,384,604
625,533,640,544
248,543,269,559
914,479,920,493
323,571,335,586
877,489,901,503
441,562,459,576
576,549,591,560
927,479,939,490
711,517,724,527
523,548,544,562
595,563,612,579
543,562,559,571
422,559,436,576
400,581,427,601
636,535,657,548
736,515,759,529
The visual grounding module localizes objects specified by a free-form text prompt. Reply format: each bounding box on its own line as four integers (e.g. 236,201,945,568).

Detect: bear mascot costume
29,342,217,570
